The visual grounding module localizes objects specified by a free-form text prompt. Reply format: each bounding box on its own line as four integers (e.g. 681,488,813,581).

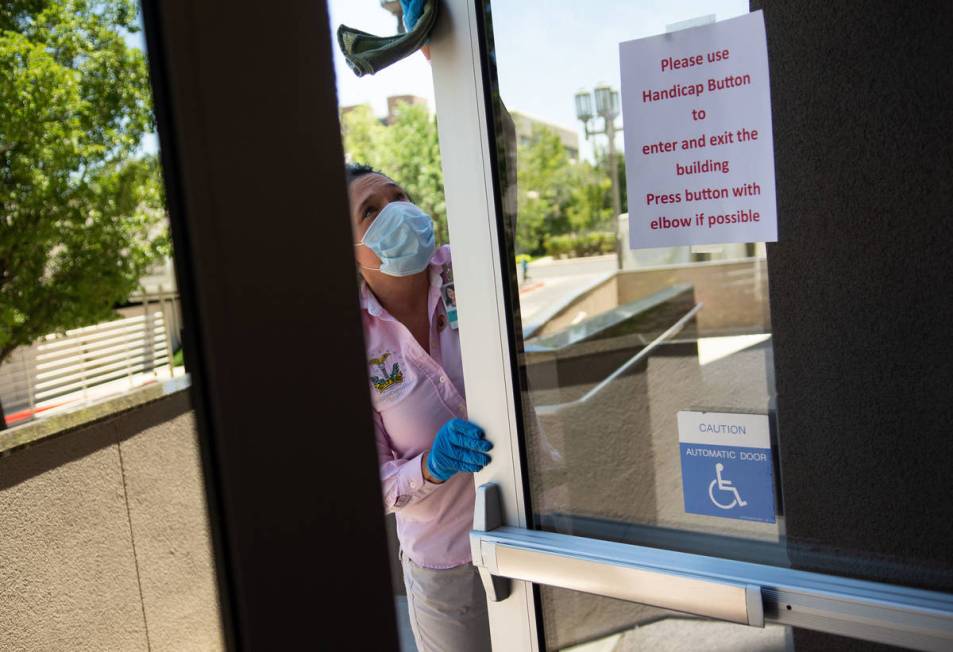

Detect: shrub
543,232,616,259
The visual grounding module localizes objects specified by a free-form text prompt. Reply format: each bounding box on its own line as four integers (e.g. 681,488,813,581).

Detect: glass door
428,1,953,651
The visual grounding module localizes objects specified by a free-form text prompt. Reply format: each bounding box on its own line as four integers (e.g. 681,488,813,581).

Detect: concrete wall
616,260,770,336
537,276,619,337
0,391,223,651
535,259,770,340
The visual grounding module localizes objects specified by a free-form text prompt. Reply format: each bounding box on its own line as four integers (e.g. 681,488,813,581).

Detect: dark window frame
141,2,399,648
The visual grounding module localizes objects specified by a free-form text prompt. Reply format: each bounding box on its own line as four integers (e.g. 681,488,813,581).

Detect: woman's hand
425,418,493,483
421,452,442,483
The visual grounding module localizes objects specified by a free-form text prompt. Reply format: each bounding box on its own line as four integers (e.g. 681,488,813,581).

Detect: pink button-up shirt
360,245,474,569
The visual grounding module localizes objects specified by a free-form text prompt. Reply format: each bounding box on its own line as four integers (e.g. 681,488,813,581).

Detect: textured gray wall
0,393,223,651
756,1,953,649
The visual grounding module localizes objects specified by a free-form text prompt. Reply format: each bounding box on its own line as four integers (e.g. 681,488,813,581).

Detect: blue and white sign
678,410,776,523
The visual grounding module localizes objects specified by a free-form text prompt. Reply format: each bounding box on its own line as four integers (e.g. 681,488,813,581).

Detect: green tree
0,0,167,428
615,152,627,215
341,104,385,167
567,161,612,233
339,107,620,259
378,104,448,245
515,125,575,255
592,145,628,215
341,103,449,245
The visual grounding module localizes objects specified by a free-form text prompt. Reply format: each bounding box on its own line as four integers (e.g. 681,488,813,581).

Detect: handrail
533,302,703,416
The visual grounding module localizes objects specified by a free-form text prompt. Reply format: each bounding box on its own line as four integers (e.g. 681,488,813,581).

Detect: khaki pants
399,547,492,652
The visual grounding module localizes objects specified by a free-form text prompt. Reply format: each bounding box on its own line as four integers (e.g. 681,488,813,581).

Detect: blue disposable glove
426,418,493,482
400,0,425,32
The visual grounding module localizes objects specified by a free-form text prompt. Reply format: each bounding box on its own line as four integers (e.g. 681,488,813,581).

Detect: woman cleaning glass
347,162,493,652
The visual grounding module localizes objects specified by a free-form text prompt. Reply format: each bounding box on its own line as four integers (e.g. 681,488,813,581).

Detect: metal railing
0,310,175,424
532,303,702,416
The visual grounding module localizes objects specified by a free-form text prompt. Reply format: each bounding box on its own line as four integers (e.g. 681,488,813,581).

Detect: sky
131,1,748,160
328,0,747,161
328,1,437,116
123,19,160,154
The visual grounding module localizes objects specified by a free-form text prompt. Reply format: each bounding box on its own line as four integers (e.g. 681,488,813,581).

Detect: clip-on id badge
440,264,459,329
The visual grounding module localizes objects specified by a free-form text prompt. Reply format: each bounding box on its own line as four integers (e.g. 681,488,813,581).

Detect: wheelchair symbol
708,463,748,510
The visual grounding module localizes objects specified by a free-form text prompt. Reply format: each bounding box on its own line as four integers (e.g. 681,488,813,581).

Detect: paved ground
518,254,617,323
519,274,604,323
398,595,789,652
525,254,617,280
565,620,789,651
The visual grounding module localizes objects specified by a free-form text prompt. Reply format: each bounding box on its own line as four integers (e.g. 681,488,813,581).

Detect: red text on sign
659,49,730,72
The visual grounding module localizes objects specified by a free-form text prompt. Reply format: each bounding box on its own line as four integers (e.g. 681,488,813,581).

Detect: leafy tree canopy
0,0,167,371
341,103,622,257
342,103,448,244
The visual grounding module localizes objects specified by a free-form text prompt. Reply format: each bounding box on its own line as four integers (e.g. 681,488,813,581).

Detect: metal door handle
470,484,953,651
471,484,762,625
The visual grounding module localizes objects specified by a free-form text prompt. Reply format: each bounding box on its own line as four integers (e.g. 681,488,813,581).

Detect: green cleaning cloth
337,0,439,78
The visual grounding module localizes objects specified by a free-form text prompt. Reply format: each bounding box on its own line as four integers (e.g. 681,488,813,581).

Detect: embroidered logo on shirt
369,352,404,393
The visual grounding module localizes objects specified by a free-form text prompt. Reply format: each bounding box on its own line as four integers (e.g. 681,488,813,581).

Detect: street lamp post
575,84,624,270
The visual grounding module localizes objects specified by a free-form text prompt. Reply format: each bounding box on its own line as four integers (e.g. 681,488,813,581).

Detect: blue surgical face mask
355,201,436,277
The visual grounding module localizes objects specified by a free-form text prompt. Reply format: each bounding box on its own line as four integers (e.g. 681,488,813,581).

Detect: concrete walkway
518,254,617,330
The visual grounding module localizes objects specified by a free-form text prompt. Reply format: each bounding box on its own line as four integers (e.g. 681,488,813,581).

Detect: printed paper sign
620,12,777,249
677,410,776,523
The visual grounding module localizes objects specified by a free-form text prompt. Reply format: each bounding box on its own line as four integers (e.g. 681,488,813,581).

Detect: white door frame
428,0,540,649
